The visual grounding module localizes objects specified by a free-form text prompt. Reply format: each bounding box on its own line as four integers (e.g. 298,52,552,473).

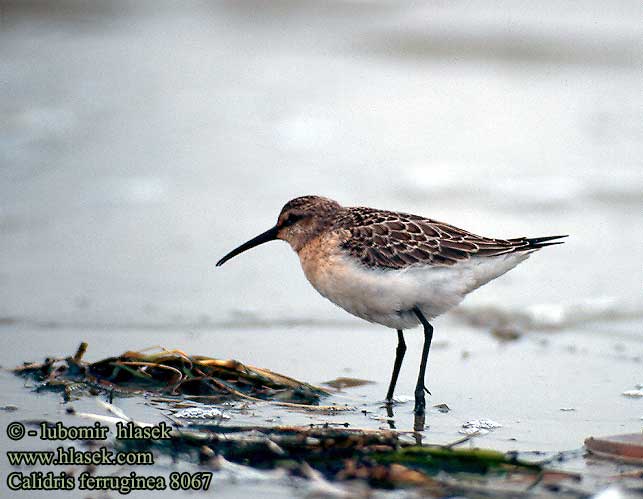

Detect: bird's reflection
385,403,396,429
384,403,427,440
413,413,426,435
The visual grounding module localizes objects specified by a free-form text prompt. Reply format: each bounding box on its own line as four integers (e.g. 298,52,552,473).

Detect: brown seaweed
13,342,345,409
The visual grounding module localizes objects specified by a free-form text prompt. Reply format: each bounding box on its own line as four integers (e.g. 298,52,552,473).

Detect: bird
216,195,566,415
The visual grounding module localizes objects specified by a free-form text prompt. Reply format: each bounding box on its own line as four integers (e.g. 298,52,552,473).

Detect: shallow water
1,0,642,329
1,1,642,497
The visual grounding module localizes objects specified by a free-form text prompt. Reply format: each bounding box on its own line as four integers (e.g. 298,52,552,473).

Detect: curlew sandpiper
216,195,566,416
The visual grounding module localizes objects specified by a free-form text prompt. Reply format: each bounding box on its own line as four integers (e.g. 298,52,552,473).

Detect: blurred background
1,0,642,331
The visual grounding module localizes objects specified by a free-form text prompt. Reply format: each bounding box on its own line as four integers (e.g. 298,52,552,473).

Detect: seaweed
15,342,639,496
83,407,582,495
14,342,343,409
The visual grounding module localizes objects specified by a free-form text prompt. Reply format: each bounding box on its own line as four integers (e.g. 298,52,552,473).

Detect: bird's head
216,195,341,266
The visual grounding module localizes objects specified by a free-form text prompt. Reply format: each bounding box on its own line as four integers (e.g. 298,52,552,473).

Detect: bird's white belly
299,250,530,330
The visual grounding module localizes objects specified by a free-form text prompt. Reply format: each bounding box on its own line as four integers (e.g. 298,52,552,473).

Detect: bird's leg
385,330,406,403
412,307,434,415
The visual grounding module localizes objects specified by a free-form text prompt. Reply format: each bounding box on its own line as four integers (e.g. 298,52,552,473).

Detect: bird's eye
282,213,304,227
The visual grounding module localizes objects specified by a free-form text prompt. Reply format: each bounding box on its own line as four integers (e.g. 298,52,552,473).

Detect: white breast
299,248,532,330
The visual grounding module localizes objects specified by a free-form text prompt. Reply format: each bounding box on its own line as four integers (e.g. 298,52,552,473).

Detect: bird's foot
413,388,426,415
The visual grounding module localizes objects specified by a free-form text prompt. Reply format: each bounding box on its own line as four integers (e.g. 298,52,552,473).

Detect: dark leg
385,330,406,403
412,307,434,415
385,404,396,429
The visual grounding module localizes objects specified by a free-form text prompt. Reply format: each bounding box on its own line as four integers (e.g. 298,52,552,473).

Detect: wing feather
335,207,559,269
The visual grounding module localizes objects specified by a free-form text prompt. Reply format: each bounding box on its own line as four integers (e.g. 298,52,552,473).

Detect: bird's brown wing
335,207,541,269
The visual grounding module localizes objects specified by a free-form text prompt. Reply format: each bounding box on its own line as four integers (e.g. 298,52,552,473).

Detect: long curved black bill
216,226,279,267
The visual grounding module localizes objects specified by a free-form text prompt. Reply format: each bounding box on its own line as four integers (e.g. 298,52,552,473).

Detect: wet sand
2,317,641,496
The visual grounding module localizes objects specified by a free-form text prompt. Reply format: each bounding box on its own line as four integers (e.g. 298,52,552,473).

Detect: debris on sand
585,434,643,464
173,406,230,420
454,297,643,332
460,427,489,436
621,389,643,398
491,327,522,342
73,402,582,495
462,419,503,430
433,403,451,413
13,342,349,410
12,343,643,496
323,377,375,390
459,419,503,436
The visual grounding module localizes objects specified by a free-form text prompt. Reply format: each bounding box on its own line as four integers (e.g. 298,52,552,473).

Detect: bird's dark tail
521,234,568,249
